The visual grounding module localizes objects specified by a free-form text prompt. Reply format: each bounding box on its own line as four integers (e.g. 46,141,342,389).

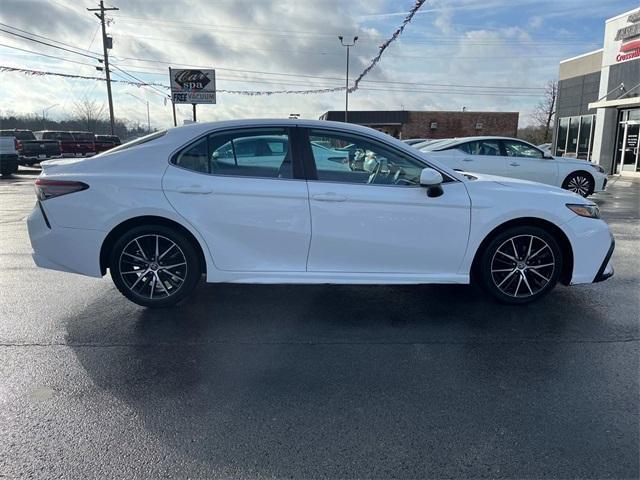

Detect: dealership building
555,7,640,174
319,110,519,140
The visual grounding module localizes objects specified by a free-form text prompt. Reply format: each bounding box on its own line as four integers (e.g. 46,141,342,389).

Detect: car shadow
63,281,621,477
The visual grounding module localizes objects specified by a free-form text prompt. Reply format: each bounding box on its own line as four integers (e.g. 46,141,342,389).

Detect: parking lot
0,167,638,478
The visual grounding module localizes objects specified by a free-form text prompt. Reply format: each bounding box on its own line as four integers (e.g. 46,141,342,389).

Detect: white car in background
420,136,607,197
28,120,614,308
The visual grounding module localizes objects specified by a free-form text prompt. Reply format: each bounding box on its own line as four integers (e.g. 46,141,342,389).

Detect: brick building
319,110,519,140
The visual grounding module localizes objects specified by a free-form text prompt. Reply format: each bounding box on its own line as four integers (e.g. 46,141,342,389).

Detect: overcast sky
0,0,637,129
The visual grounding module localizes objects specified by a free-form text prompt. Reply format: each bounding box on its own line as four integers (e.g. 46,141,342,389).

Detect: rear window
0,130,35,140
72,132,95,142
99,130,167,155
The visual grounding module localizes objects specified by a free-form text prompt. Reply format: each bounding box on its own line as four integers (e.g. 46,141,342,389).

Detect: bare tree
72,97,106,132
532,80,558,144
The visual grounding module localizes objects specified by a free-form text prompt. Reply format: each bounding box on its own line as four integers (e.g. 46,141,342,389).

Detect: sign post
169,68,216,123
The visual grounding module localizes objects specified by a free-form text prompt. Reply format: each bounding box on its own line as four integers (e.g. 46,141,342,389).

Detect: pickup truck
0,129,61,166
0,136,19,177
70,131,96,156
34,130,94,157
94,134,122,154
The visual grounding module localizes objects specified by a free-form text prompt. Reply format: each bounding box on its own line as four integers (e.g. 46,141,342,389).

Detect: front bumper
593,236,615,282
561,215,615,285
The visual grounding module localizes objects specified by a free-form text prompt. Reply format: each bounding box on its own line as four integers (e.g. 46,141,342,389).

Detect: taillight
15,138,22,152
35,179,89,201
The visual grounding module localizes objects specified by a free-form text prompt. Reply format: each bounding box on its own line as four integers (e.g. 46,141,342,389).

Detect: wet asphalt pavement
0,167,638,479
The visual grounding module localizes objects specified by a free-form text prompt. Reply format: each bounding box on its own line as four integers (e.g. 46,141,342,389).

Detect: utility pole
88,1,119,135
338,35,357,123
126,93,150,132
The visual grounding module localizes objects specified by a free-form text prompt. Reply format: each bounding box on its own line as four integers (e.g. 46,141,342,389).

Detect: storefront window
566,117,580,156
556,117,569,155
555,115,596,160
578,115,593,159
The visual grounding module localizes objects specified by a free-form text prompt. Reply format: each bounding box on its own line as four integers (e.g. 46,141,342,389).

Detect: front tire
478,226,563,305
109,225,201,308
562,171,594,197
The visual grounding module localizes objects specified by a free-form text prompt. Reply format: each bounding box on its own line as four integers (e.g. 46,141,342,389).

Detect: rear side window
173,128,293,179
458,140,501,156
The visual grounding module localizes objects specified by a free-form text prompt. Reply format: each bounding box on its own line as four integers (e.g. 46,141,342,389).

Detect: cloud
1,0,629,129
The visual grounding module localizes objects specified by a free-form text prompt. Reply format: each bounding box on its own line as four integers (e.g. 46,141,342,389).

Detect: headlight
566,203,600,219
590,164,605,174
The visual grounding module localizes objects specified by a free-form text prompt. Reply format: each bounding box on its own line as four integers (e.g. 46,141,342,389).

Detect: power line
0,65,544,97
109,14,600,45
0,28,101,60
110,57,546,91
0,22,101,57
0,43,99,68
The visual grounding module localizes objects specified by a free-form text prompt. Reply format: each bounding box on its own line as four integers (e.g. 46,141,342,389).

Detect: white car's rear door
162,127,311,272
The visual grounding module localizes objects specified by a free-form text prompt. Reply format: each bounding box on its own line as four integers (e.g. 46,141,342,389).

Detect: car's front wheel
478,226,563,305
562,171,594,197
109,225,201,308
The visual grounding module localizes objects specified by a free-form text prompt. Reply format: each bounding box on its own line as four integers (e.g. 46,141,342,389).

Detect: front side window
502,140,543,158
308,130,425,186
173,128,292,179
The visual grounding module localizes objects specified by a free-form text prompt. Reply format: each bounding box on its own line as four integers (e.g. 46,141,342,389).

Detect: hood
462,171,586,199
551,155,597,168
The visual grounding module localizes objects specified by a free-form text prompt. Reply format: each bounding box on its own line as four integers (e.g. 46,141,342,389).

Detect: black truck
0,129,61,166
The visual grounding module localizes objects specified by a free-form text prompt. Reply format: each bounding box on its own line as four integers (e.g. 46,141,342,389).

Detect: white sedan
28,120,614,307
419,136,607,197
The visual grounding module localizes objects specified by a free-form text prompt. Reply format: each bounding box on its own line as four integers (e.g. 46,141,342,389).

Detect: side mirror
543,153,554,159
420,168,444,198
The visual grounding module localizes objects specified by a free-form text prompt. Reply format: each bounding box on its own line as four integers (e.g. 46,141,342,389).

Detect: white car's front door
162,127,311,272
501,139,559,185
304,129,471,275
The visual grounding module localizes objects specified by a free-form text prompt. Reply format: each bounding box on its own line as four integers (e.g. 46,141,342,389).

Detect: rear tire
562,171,594,197
477,226,562,305
109,224,201,308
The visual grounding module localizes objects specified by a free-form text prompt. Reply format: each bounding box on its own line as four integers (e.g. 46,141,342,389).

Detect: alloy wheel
566,175,591,196
490,234,556,298
118,234,187,300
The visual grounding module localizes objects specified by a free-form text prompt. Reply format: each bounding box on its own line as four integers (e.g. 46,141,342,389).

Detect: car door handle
509,162,520,167
312,193,347,202
175,185,213,195
462,158,473,162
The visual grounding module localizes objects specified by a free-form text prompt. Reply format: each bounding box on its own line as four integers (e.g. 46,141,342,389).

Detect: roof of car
140,119,467,183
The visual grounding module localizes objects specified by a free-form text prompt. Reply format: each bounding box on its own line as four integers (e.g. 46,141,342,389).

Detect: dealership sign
614,12,640,63
169,68,216,104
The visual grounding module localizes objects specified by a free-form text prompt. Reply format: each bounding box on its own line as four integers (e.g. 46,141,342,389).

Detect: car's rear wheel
562,172,594,197
478,226,562,305
109,225,201,308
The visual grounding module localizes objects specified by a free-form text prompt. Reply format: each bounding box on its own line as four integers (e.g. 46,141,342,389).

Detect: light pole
126,92,151,133
338,35,357,123
42,103,58,125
